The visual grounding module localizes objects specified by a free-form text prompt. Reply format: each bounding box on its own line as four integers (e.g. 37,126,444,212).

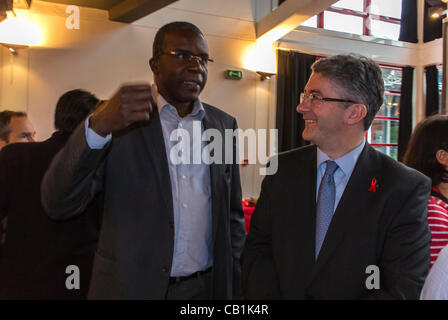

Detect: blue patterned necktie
315,160,339,259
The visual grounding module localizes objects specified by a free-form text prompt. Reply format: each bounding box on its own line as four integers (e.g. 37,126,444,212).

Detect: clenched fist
89,84,156,137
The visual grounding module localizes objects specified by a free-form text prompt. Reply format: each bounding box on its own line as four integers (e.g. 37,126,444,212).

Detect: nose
189,55,203,64
296,99,310,114
187,56,206,73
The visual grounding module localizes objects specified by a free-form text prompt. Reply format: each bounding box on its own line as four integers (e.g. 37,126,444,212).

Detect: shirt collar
317,138,366,177
154,84,205,119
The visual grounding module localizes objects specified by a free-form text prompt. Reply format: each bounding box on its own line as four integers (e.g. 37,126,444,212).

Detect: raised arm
41,84,155,220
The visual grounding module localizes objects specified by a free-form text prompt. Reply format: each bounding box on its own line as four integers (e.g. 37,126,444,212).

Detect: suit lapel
309,143,381,282
291,146,318,283
138,109,174,217
202,105,225,244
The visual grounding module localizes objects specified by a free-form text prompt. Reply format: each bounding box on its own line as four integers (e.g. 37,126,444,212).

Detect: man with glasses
243,54,431,299
41,22,245,299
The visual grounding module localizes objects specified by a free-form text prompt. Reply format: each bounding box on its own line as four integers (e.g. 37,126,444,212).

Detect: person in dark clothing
0,89,102,299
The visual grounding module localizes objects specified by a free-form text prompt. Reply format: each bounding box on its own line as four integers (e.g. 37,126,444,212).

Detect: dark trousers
165,271,212,300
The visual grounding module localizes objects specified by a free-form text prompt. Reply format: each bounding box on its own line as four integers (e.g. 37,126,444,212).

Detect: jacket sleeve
242,173,282,299
367,175,432,299
41,122,108,221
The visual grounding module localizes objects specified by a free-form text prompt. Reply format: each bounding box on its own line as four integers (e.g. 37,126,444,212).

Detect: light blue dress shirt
85,92,212,277
316,138,366,213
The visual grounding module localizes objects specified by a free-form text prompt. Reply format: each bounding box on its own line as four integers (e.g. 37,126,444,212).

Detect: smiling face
150,30,209,109
297,72,352,151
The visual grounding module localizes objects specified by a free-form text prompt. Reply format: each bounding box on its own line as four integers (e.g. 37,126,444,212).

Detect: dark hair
403,114,448,186
0,110,27,142
152,21,204,58
311,54,384,130
54,89,99,133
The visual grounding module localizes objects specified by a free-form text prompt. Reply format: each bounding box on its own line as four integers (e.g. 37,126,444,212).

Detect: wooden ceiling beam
109,0,178,23
256,0,338,41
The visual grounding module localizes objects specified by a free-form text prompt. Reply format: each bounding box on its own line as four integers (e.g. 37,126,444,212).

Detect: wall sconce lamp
1,43,27,55
429,5,447,18
0,9,42,50
244,40,277,80
256,71,275,81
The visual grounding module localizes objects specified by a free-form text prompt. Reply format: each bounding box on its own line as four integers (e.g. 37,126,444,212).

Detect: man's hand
89,84,156,137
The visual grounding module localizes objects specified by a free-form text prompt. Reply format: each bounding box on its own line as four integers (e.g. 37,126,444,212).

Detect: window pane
324,11,363,35
332,0,364,12
381,67,402,91
300,15,317,28
370,119,399,144
370,20,400,40
369,0,402,19
377,94,400,118
373,146,398,160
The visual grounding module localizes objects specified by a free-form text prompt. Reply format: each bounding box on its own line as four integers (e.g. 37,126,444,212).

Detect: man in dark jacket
243,54,431,299
41,22,245,300
0,89,101,299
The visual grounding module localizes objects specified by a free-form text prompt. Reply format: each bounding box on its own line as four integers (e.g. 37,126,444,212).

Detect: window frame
314,0,401,37
367,64,402,160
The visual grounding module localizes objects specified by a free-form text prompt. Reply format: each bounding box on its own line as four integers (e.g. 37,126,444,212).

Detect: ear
345,103,367,126
436,149,448,167
149,57,159,74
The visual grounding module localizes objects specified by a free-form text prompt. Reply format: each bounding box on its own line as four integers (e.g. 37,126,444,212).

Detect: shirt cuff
85,115,111,149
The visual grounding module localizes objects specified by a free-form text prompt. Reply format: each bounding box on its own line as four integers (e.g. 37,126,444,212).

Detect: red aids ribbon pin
369,178,377,192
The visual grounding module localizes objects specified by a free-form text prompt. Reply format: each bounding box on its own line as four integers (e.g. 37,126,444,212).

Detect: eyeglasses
300,92,360,105
161,50,214,65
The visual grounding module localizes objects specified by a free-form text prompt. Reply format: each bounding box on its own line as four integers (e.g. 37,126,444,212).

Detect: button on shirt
157,94,212,277
316,139,366,212
84,91,212,277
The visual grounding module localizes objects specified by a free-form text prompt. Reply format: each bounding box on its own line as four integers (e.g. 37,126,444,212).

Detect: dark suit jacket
41,104,246,299
242,143,432,299
0,132,102,299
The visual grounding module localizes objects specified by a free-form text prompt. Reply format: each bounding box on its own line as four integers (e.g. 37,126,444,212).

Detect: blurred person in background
420,244,448,300
0,111,36,150
403,114,448,267
0,90,102,299
0,111,36,261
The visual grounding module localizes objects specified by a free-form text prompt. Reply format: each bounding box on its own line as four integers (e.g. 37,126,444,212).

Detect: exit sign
226,70,243,80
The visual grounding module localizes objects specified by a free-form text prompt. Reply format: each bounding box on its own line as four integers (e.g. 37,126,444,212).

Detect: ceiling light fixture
0,10,42,48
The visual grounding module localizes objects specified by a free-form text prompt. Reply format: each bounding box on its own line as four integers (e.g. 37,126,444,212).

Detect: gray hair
311,54,384,130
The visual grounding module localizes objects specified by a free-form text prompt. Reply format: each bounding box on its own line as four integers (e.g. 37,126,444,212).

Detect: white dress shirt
420,244,448,300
